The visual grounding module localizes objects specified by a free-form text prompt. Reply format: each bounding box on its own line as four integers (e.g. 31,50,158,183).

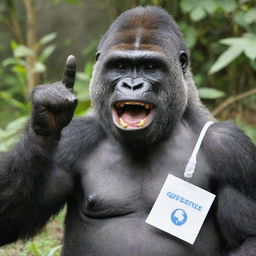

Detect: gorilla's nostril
133,83,143,90
123,82,132,90
122,82,144,91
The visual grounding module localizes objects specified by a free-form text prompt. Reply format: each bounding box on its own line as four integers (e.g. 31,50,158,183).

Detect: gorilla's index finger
62,55,76,89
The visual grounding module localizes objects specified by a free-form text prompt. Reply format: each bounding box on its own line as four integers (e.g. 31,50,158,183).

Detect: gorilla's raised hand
31,55,78,136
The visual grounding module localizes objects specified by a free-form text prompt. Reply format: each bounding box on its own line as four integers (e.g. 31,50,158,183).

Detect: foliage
178,0,256,90
3,32,57,85
0,31,57,151
0,116,27,152
0,210,65,256
75,61,93,116
210,33,256,74
237,119,256,143
198,87,226,99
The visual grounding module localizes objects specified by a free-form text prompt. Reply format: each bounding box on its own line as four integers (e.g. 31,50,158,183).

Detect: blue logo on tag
171,209,187,226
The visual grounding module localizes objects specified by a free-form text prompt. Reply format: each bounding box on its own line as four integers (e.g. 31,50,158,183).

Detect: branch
212,88,256,117
5,0,25,44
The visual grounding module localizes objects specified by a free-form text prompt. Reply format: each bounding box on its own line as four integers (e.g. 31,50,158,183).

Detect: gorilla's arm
0,56,78,245
0,130,73,245
205,122,256,255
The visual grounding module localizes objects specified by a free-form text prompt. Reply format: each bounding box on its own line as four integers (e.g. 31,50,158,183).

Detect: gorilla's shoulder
56,115,105,168
207,121,255,149
203,121,256,189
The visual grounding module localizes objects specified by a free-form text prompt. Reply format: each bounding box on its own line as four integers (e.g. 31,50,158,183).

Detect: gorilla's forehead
99,7,184,55
109,30,164,52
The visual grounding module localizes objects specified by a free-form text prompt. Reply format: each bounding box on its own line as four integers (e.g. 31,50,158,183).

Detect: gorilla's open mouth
112,101,154,129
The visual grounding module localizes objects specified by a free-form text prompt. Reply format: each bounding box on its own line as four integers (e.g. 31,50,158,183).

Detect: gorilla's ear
96,52,100,62
179,51,188,73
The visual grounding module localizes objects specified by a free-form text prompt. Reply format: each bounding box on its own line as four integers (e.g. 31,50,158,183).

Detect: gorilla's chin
112,124,156,148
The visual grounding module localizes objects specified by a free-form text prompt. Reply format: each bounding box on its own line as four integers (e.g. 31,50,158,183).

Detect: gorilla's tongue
121,107,147,127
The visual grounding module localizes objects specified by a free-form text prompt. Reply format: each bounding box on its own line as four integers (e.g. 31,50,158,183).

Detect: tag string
184,121,214,179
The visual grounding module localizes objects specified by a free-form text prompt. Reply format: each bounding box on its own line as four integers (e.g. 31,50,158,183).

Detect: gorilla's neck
184,74,214,131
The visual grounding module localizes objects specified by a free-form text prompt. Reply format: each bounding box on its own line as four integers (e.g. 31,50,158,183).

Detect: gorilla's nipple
87,195,96,208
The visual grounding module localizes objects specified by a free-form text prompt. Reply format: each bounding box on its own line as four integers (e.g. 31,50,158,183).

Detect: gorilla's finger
62,55,76,89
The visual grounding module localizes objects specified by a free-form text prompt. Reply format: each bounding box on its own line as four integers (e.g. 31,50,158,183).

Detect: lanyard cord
184,121,214,179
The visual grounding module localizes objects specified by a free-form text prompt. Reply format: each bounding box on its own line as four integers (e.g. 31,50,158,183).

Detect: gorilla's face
90,8,189,146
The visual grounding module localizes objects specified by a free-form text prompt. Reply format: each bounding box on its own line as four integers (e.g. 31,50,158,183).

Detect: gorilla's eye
179,51,188,73
114,62,127,70
144,62,158,71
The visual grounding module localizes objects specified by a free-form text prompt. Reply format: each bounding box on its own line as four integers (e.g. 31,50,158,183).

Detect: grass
0,210,65,256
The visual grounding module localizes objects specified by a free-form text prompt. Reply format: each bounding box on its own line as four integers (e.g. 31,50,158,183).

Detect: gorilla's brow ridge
105,50,168,64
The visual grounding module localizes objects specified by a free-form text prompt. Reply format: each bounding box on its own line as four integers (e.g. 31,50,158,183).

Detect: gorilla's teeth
125,101,144,106
119,118,128,128
138,119,145,127
116,101,153,111
145,104,150,109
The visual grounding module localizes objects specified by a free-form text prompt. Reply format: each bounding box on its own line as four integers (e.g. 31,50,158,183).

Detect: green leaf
198,87,226,99
0,136,19,152
234,11,249,29
6,116,27,131
0,116,27,152
184,26,197,48
243,34,256,59
40,45,56,61
84,62,93,76
76,72,89,82
39,32,57,45
209,45,243,74
14,45,34,57
190,6,206,22
2,57,25,67
220,34,256,60
244,45,256,60
10,40,18,51
220,37,243,46
46,245,61,256
0,91,28,111
13,65,27,74
180,0,197,13
244,8,256,24
34,62,46,73
201,0,218,14
30,243,41,256
76,106,92,117
219,0,237,12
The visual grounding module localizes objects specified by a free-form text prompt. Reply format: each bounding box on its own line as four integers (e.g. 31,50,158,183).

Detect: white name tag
146,174,216,244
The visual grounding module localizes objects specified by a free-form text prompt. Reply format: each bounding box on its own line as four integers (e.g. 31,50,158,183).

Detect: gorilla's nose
116,78,151,93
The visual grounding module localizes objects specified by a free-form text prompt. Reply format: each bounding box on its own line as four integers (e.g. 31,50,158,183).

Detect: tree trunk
23,0,39,93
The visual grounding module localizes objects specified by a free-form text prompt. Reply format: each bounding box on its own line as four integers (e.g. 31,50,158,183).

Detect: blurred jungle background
0,0,255,255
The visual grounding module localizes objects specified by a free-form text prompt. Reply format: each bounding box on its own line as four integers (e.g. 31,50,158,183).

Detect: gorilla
0,6,256,256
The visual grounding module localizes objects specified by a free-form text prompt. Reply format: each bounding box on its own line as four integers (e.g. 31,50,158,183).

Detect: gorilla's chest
78,137,213,219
